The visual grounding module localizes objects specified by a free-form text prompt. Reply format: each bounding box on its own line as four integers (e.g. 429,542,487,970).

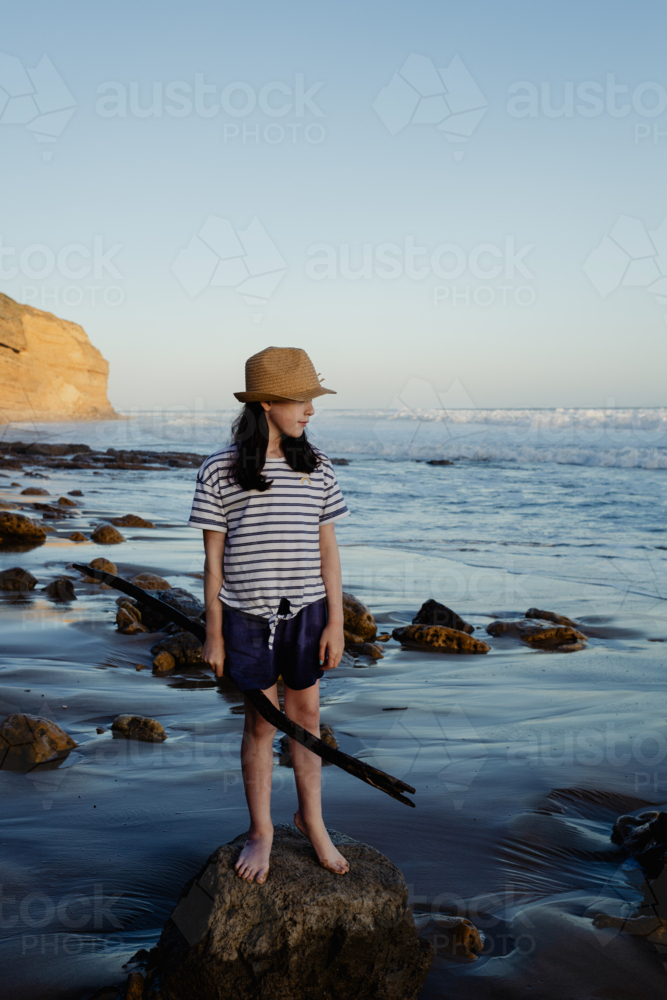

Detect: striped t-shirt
188,445,349,627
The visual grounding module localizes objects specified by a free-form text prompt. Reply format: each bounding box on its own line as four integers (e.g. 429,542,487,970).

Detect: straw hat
234,347,336,402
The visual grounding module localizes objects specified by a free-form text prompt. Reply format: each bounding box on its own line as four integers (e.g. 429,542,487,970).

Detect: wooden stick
73,563,416,807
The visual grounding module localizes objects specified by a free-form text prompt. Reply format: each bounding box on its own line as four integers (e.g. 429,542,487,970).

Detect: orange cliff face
0,293,117,423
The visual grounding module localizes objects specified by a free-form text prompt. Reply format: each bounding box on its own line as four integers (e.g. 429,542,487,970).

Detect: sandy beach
1,432,667,999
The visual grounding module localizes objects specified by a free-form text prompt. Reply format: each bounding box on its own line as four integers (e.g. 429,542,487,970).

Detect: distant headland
0,293,117,424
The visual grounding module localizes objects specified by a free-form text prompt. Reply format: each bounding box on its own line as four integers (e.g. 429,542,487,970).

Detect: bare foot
294,811,350,874
235,831,272,884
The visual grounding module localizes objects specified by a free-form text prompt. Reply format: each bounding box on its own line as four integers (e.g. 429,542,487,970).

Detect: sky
2,0,667,412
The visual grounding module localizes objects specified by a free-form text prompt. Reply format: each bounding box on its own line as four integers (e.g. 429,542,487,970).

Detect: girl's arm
202,529,226,677
319,522,345,669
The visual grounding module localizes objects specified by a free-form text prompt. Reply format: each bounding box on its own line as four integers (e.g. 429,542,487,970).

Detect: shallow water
1,414,667,998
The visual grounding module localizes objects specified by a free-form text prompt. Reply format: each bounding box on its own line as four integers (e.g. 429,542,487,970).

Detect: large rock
393,624,490,654
44,577,76,601
342,592,376,643
0,714,77,769
0,292,117,423
0,566,38,590
0,511,46,543
525,607,579,627
411,599,473,634
147,824,432,1000
81,556,117,582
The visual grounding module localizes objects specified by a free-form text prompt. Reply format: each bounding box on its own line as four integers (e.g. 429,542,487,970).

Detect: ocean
1,408,666,998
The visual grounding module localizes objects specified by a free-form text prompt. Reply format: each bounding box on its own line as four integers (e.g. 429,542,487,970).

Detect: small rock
82,556,117,582
69,531,86,542
279,724,338,766
0,512,47,544
0,567,38,591
131,573,171,590
0,500,18,509
117,602,148,633
111,514,155,528
412,599,474,634
58,496,77,506
611,810,667,877
0,714,77,769
376,632,391,642
96,727,106,734
135,663,146,671
91,524,125,544
20,486,49,495
330,457,349,465
138,588,203,631
148,825,432,1000
151,632,203,665
111,715,166,742
347,641,384,659
83,986,120,1000
525,607,579,627
124,971,145,1000
593,912,667,944
68,490,84,497
153,651,176,673
393,624,491,654
342,591,376,642
426,459,454,466
44,578,77,601
414,912,483,962
485,619,587,648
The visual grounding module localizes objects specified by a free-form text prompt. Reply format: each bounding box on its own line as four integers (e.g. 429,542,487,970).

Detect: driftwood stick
73,563,416,807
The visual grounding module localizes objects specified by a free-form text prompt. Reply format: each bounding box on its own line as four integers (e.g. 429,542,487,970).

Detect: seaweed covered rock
412,599,473,634
393,624,490,654
342,592,376,643
0,714,77,769
147,824,432,1000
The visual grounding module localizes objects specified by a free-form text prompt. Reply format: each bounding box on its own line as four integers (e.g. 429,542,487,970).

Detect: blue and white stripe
188,445,349,629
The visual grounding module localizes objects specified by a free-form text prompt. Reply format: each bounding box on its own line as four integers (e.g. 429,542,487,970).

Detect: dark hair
228,401,320,492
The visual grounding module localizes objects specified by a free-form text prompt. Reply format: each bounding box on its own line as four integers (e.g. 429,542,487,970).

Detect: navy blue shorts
222,598,327,692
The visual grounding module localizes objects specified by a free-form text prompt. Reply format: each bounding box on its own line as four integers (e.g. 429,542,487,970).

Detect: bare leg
284,681,349,874
234,684,278,883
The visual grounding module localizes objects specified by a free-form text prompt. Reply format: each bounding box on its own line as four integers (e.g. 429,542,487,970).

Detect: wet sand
1,468,667,998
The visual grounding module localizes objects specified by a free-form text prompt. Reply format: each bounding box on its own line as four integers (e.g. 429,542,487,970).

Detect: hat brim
233,386,336,403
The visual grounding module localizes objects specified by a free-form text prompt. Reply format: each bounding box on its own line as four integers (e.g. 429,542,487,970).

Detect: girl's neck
265,421,284,459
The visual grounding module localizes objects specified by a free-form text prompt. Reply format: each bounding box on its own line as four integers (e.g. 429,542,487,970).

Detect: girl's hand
319,622,345,670
202,635,226,678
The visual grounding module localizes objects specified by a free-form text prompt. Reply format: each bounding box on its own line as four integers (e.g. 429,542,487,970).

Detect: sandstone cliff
0,294,117,423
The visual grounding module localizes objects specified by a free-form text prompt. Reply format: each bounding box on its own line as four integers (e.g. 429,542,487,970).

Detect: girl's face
261,399,315,438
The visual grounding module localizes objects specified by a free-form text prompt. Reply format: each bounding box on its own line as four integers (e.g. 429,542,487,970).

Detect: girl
189,347,350,884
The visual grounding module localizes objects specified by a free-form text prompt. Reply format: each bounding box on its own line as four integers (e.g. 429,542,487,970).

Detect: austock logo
583,214,667,320
0,54,76,160
171,215,287,318
373,52,488,160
